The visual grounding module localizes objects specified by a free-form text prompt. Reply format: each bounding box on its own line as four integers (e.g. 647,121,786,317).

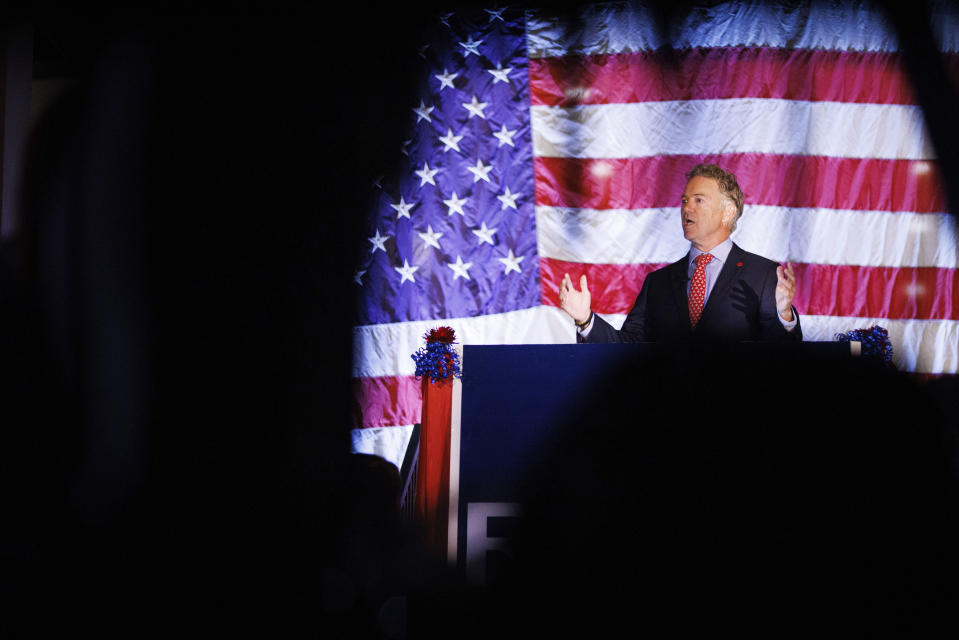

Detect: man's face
680,176,734,252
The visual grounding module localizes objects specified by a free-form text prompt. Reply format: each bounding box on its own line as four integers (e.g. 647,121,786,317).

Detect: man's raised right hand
559,273,591,324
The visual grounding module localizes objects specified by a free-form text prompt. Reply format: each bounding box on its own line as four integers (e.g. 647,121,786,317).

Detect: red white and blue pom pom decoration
834,325,894,367
411,326,462,383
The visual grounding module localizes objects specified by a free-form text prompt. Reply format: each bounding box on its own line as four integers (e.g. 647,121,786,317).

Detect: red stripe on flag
352,375,421,429
534,154,945,213
541,257,959,320
793,263,958,321
540,257,668,312
911,372,959,385
529,47,942,106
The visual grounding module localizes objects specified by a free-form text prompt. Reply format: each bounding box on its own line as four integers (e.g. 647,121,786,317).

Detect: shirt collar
689,237,733,267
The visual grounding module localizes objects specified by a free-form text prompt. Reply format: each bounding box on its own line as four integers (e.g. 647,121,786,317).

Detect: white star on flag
435,68,458,90
463,95,489,119
448,255,473,280
493,124,517,147
440,12,454,27
472,222,497,245
390,196,415,219
368,229,389,254
485,7,506,22
488,64,512,84
458,35,483,57
418,225,443,250
498,249,524,274
354,269,366,285
443,192,468,216
467,158,493,183
497,186,520,210
394,259,419,284
413,100,434,123
415,162,439,186
439,128,464,153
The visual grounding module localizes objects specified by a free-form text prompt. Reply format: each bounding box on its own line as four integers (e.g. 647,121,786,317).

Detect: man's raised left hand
776,262,796,322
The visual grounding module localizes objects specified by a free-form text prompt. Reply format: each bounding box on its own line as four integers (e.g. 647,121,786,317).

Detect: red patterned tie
688,253,714,329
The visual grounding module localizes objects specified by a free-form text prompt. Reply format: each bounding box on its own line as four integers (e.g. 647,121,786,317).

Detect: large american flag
351,1,959,465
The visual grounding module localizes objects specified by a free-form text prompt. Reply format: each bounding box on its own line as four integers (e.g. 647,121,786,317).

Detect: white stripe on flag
531,99,935,160
804,315,959,375
351,425,415,471
353,306,575,378
537,206,959,268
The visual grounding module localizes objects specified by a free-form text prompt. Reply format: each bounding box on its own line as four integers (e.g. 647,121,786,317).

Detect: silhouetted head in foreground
494,344,957,638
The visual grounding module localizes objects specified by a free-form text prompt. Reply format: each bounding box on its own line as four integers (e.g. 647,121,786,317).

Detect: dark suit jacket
585,243,802,343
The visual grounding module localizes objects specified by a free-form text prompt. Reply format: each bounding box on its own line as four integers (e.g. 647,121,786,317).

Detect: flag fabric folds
351,1,959,464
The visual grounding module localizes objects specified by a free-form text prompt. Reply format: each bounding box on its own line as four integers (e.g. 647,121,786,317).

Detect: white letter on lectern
465,502,522,585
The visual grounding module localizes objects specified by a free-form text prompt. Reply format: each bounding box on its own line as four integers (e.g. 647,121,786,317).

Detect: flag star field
355,8,537,326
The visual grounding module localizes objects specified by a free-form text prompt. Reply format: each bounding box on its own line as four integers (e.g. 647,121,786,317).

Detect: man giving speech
559,164,801,343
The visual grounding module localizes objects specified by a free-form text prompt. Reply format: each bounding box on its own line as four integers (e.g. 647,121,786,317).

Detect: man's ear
722,201,735,226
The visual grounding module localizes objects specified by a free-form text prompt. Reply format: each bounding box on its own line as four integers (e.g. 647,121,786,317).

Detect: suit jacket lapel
699,243,744,327
669,255,692,332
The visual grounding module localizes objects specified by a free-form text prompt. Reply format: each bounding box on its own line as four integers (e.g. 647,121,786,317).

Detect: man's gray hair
685,163,745,233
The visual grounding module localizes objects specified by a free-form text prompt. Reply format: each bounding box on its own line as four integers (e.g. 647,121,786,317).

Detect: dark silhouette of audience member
1,7,427,639
483,344,958,639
